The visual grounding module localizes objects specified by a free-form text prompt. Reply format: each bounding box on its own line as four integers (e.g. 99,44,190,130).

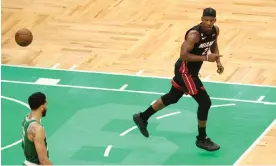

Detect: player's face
41,101,48,117
201,16,216,31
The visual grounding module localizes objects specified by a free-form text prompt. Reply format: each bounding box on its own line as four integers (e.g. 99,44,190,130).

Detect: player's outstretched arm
32,124,53,165
180,30,206,62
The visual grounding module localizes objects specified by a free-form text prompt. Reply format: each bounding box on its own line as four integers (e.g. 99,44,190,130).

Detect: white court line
52,63,60,69
233,119,276,166
2,64,276,88
1,140,22,151
1,96,30,151
156,111,181,119
1,96,30,108
264,102,276,105
155,104,236,120
120,126,137,136
35,78,60,85
136,70,144,76
69,65,77,70
211,104,236,108
2,79,276,105
104,145,112,157
257,96,265,102
120,84,128,90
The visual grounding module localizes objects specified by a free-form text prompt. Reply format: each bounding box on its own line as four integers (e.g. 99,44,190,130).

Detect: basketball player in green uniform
21,92,52,165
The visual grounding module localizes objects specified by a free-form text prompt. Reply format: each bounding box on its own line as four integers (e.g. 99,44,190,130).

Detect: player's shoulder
186,30,200,42
188,29,200,35
28,121,43,131
35,124,45,133
32,123,46,138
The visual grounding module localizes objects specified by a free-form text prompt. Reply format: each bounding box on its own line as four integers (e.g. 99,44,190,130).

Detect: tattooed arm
28,123,52,165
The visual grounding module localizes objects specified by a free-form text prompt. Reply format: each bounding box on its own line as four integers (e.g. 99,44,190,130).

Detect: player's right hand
206,53,223,62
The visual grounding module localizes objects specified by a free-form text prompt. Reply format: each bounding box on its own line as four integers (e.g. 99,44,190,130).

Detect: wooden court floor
1,0,276,165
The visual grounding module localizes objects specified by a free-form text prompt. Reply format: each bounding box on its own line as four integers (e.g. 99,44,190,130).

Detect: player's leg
189,77,220,151
133,60,186,138
133,85,184,137
141,84,184,121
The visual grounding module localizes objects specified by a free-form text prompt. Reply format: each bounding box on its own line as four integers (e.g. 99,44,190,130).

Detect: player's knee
161,93,179,106
170,93,181,104
161,90,182,106
203,97,211,110
197,96,211,120
200,97,211,111
198,89,211,109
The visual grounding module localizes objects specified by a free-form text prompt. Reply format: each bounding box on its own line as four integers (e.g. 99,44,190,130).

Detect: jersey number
202,48,210,56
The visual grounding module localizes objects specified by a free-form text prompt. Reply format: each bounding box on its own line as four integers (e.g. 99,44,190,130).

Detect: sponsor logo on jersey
198,40,215,48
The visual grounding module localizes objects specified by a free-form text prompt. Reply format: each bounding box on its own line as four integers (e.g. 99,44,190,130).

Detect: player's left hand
217,62,224,74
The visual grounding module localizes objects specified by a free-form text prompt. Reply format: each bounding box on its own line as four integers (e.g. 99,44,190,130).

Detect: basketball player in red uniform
133,7,223,151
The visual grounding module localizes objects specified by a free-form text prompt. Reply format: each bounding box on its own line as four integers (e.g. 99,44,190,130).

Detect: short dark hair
203,7,216,17
28,92,46,110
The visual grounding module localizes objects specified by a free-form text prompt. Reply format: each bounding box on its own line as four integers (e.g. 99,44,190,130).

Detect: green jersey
21,115,48,164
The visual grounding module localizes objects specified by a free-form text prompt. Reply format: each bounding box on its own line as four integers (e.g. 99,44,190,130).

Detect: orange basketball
15,28,33,47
